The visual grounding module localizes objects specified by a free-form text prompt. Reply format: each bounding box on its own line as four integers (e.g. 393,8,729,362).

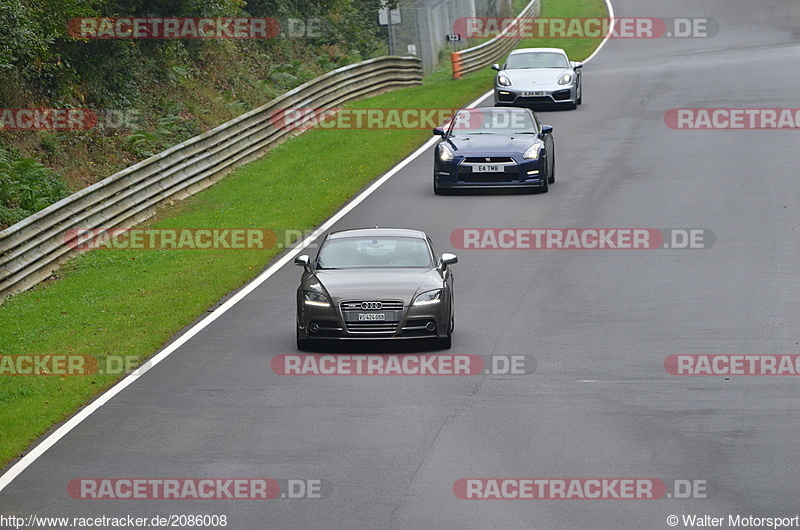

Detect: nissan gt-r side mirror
541,125,554,135
571,61,583,69
294,255,310,268
491,63,501,71
433,127,445,136
440,253,458,268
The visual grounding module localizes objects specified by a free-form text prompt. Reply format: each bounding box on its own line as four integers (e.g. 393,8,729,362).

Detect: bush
0,149,70,229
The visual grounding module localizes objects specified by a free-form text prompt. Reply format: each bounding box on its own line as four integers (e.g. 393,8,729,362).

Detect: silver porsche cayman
493,47,583,110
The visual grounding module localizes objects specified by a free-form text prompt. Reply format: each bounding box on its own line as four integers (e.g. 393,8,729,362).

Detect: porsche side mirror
433,127,445,136
541,125,554,135
491,63,501,71
294,255,310,268
571,61,583,69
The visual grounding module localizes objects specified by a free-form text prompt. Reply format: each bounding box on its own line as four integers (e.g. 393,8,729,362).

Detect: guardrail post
451,52,463,80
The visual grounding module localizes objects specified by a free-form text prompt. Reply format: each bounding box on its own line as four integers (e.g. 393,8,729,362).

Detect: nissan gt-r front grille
463,157,515,164
462,173,513,183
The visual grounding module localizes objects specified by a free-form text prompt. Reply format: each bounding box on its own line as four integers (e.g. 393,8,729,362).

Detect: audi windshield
316,236,434,269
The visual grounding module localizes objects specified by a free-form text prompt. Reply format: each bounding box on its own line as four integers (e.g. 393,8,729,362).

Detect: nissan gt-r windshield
316,236,433,269
506,52,569,69
450,109,537,136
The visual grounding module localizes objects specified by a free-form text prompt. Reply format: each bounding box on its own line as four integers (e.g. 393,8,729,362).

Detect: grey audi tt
294,228,457,350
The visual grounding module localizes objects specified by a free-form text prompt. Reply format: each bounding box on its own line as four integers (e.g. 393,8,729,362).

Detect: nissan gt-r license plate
522,91,546,96
358,313,387,321
473,164,502,173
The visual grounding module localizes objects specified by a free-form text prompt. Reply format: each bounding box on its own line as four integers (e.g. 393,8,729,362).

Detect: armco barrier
0,56,423,302
451,0,540,79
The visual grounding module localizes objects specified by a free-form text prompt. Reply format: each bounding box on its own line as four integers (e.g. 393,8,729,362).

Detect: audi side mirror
440,253,458,267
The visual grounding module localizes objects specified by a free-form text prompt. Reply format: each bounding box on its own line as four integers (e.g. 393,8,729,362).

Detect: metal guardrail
0,56,423,302
451,0,540,79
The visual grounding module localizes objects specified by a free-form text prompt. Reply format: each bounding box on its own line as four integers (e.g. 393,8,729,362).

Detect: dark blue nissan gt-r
432,107,555,194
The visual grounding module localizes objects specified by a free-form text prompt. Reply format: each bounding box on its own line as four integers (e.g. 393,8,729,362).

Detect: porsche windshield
317,236,433,269
506,52,569,69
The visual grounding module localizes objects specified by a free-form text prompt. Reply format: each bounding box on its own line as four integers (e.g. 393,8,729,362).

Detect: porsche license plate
522,91,546,96
473,164,501,173
358,313,386,321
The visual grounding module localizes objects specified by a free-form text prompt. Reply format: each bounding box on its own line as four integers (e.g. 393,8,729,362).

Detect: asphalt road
2,0,800,528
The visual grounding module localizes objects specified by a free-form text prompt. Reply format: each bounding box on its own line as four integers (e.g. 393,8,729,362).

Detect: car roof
509,48,568,55
327,228,428,240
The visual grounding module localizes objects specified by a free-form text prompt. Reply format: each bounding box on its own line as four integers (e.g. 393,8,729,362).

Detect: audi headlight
523,142,543,160
303,291,331,308
497,74,511,87
413,289,443,307
438,144,455,162
558,72,573,85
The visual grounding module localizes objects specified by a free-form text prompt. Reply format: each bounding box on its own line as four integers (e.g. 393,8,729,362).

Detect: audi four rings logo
361,302,383,310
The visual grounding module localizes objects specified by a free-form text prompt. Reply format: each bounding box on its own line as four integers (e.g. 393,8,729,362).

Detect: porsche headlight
497,74,511,87
438,144,455,162
413,289,443,307
523,142,543,160
303,291,331,308
558,72,573,85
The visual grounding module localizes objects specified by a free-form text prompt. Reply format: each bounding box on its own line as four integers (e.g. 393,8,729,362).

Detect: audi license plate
358,313,386,321
522,91,546,96
473,164,502,173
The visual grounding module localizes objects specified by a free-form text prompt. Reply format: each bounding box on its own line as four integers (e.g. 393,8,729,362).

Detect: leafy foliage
0,148,70,229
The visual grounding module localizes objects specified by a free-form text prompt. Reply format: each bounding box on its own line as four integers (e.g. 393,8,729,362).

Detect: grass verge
0,0,608,468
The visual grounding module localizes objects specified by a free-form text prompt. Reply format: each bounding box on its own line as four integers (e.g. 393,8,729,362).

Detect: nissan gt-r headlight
303,291,331,308
413,289,443,306
497,74,511,87
558,72,573,85
523,142,544,160
438,144,455,162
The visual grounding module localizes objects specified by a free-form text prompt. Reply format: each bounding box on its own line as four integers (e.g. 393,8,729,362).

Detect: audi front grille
340,300,404,311
340,300,404,334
